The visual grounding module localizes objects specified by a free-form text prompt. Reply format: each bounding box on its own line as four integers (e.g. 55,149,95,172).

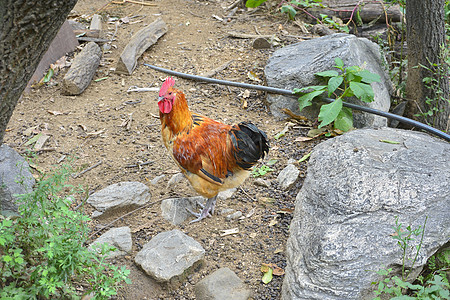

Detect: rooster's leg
188,195,217,223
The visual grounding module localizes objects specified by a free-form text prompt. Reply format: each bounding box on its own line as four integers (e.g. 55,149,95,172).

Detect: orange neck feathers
160,89,193,134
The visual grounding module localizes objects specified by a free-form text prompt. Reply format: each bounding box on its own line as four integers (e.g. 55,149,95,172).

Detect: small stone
161,196,205,225
254,178,271,188
226,211,243,221
252,37,271,49
277,164,300,190
167,173,185,188
150,174,165,185
89,226,132,259
87,181,151,218
195,267,251,300
217,188,236,201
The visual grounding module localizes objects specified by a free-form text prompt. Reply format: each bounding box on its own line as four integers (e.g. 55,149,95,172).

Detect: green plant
0,163,131,299
293,57,380,132
252,159,277,177
415,45,450,128
319,13,349,33
372,216,450,299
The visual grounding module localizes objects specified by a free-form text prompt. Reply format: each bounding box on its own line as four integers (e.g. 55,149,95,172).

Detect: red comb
159,77,175,97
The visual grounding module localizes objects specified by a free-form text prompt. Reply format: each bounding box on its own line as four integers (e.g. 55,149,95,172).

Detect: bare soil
4,0,319,298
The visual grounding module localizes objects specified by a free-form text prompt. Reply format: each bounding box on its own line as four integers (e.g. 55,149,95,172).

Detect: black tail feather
229,122,269,170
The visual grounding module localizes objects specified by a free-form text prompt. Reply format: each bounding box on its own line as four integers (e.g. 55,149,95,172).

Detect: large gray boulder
265,33,392,128
282,128,450,300
0,144,35,216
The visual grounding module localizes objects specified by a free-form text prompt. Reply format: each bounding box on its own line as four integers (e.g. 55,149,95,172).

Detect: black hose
144,63,450,142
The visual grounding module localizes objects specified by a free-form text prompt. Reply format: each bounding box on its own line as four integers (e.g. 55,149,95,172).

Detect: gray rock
0,144,35,216
226,210,242,221
217,188,236,201
150,174,165,185
135,229,205,282
282,127,450,300
277,164,300,190
195,267,251,300
254,178,271,188
167,172,185,188
89,226,132,259
161,196,205,225
87,181,151,218
265,33,392,128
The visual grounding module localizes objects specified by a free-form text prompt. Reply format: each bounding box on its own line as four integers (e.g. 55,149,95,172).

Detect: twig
127,86,159,93
201,60,234,78
73,161,102,178
227,31,275,39
111,0,156,6
87,198,164,240
240,186,256,202
125,160,154,168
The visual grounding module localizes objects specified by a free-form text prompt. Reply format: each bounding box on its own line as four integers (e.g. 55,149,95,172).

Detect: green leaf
349,81,374,102
334,57,344,69
379,139,400,144
266,159,278,166
298,152,311,162
355,70,381,83
245,0,268,8
327,76,343,96
293,85,327,93
43,68,54,83
261,267,273,284
94,76,109,82
318,98,343,128
334,107,353,131
281,4,297,20
298,90,325,111
3,255,12,262
315,70,339,77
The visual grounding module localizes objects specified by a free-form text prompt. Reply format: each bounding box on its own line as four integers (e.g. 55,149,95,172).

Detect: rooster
157,77,269,222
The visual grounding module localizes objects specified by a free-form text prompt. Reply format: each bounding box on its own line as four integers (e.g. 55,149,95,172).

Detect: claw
186,196,217,223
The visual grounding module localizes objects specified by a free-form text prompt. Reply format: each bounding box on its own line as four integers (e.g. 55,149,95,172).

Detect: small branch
111,0,156,6
127,86,159,93
87,198,163,240
125,160,154,168
73,161,102,178
201,60,233,78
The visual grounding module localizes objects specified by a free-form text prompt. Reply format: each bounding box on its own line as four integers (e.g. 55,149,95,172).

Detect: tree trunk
405,0,450,132
0,0,77,145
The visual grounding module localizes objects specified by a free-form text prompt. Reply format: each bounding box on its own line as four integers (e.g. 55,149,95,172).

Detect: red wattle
158,100,173,113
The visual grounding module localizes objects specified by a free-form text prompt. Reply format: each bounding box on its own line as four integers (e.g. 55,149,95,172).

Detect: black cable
144,63,450,142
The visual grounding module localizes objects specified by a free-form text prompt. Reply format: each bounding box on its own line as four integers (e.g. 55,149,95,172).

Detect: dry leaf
242,89,250,98
247,71,261,82
242,100,248,109
34,134,50,150
268,216,278,227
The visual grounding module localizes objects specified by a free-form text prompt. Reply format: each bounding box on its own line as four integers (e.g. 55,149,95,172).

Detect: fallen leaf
379,139,400,144
24,133,42,146
307,127,327,137
261,265,273,284
247,71,261,82
47,110,68,116
268,216,278,226
298,152,311,163
262,263,285,276
23,125,40,136
281,108,308,122
266,159,278,166
278,208,294,214
242,89,251,98
242,99,248,109
33,134,50,151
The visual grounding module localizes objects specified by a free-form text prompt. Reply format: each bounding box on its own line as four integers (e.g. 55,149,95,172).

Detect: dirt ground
4,0,320,298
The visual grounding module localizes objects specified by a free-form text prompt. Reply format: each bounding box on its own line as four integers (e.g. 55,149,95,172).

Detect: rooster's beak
158,96,164,102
